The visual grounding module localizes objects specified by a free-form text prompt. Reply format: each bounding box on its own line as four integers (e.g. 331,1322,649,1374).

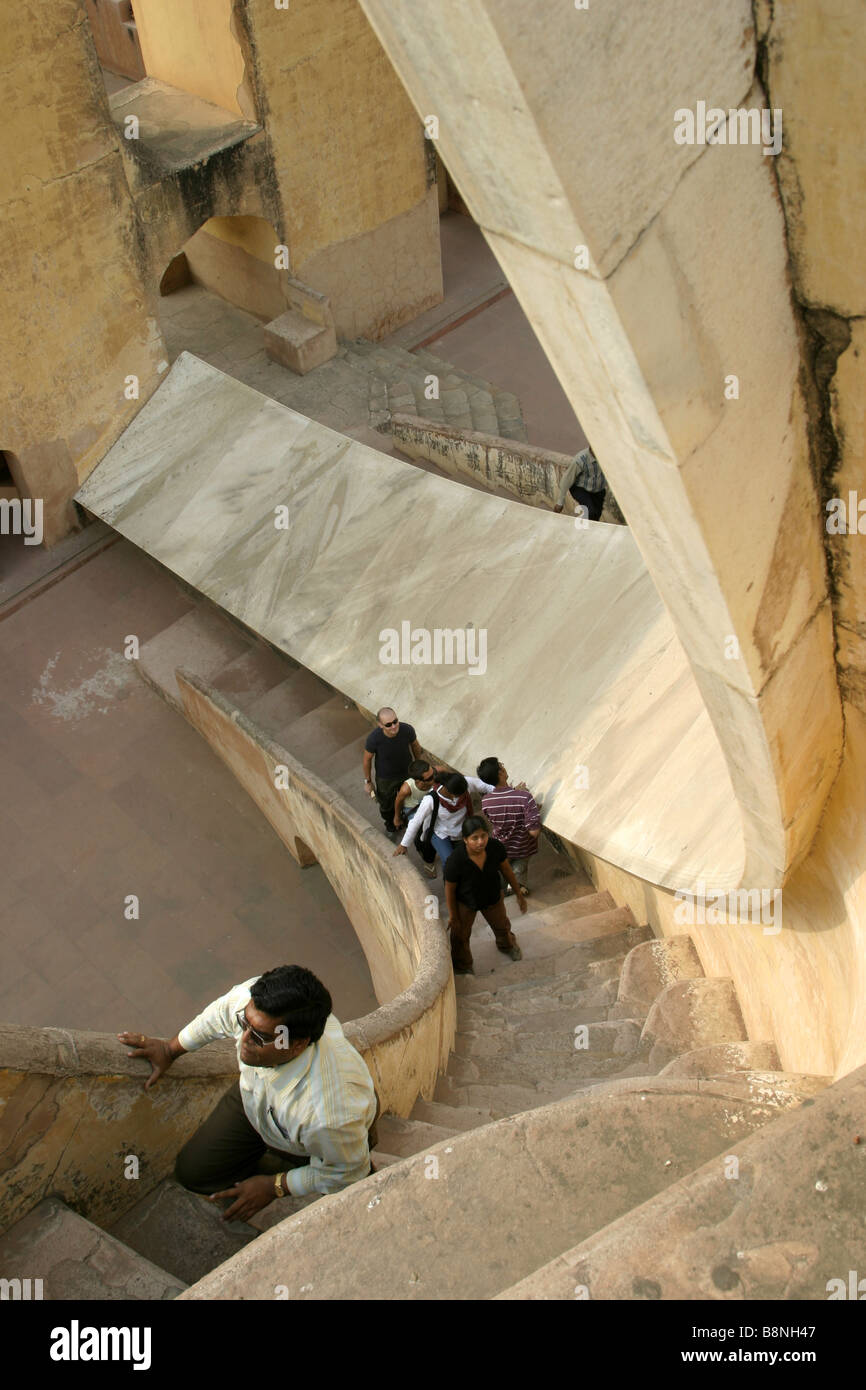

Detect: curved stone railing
0,1025,238,1234
175,670,456,1114
0,672,455,1235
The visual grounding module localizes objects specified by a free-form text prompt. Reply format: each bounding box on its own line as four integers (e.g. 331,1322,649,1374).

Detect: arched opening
84,0,255,120
157,215,289,365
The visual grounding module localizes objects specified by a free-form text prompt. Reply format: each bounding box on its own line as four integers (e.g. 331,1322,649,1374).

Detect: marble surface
77,353,742,891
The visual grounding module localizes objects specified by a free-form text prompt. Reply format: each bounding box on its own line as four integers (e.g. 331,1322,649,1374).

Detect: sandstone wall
0,0,166,544
244,0,443,339
0,1026,238,1235
133,0,253,117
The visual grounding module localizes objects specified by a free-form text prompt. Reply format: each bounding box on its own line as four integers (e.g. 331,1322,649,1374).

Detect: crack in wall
752,0,856,796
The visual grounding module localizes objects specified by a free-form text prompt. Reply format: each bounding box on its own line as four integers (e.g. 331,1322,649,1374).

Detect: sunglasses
235,1009,286,1048
382,718,398,728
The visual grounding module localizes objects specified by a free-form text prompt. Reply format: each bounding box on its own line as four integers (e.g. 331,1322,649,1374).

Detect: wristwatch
274,1172,286,1199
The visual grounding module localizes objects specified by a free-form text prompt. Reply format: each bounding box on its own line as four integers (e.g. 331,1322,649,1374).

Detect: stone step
458,945,633,1000
657,1041,782,1078
243,666,334,739
462,923,651,989
433,1073,587,1116
521,890,616,930
446,1039,645,1088
468,907,639,977
107,1178,259,1287
409,1098,494,1132
179,1076,826,1303
453,1018,643,1063
0,1198,185,1300
475,966,624,1021
138,606,250,711
275,695,370,765
495,1069,861,1302
375,1115,459,1158
210,643,297,706
370,1151,403,1170
317,732,372,787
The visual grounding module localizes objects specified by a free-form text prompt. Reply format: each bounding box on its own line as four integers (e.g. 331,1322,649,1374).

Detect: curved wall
0,674,456,1234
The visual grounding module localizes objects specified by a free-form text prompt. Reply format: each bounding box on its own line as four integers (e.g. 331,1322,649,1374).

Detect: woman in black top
443,816,527,975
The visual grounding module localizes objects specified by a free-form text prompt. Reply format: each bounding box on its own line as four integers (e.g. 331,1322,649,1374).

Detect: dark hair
250,966,332,1042
409,759,433,779
476,757,499,786
462,815,490,839
442,772,467,795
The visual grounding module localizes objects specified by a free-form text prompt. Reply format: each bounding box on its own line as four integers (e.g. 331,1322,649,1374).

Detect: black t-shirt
364,722,417,782
444,838,508,910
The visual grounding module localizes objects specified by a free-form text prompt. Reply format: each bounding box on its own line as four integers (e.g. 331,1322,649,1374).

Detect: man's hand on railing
117,1032,182,1091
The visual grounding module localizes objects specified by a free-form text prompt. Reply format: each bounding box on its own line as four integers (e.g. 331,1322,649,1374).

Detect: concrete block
264,311,337,375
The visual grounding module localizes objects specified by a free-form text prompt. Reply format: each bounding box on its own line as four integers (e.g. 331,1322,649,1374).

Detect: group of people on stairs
364,706,544,976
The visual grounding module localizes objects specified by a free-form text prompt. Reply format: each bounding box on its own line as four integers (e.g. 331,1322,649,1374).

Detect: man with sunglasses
362,707,422,838
118,965,377,1223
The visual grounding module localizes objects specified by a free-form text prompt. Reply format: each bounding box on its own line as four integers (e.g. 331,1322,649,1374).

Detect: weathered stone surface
641,978,748,1069
612,936,704,1022
0,1199,185,1300
658,1042,781,1078
108,1179,258,1286
264,311,337,376
178,1075,802,1301
765,0,866,317
496,1063,865,1300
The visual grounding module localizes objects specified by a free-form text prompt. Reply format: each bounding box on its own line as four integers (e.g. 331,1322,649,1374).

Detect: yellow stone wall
133,0,252,117
245,0,443,337
578,701,866,1081
0,0,166,544
0,0,444,541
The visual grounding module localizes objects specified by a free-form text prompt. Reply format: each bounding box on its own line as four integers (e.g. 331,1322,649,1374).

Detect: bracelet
274,1172,285,1199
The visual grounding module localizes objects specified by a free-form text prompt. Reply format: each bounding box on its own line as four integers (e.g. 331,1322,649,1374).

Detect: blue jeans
431,833,458,864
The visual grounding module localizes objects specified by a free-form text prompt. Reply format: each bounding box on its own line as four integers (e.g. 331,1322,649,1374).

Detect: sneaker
422,862,437,879
508,944,523,962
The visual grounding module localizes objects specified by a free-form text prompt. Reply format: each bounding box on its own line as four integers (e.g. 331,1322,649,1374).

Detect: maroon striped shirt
480,785,541,859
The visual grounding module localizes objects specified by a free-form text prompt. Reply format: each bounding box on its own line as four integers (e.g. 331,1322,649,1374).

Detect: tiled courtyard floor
0,541,377,1038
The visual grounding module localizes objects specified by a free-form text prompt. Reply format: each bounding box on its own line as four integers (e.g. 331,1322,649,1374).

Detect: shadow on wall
159,215,289,324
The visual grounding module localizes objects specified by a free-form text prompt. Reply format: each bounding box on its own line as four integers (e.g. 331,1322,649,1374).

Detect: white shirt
178,978,377,1196
400,777,496,847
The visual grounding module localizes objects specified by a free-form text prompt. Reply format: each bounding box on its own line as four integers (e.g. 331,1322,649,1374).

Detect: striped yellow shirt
178,978,377,1197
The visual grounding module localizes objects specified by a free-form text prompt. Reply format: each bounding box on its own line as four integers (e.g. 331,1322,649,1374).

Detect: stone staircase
0,592,831,1299
337,338,528,442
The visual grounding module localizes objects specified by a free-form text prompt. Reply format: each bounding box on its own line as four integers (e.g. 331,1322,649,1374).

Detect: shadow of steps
409,1098,494,1131
244,667,336,738
210,644,298,704
139,607,251,710
108,1178,258,1286
0,1198,186,1300
272,695,369,764
374,1114,459,1158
